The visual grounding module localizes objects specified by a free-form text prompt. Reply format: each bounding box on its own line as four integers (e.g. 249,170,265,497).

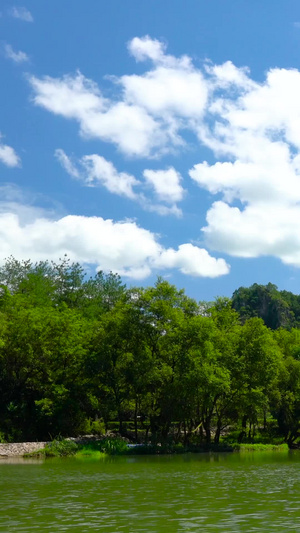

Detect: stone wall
0,442,47,457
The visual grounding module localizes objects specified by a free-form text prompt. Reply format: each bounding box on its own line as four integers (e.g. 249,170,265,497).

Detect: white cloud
143,168,185,203
203,201,300,267
4,43,29,64
0,188,228,279
0,212,155,279
128,36,166,63
205,60,254,90
155,243,230,277
56,149,184,215
30,73,163,157
122,65,207,118
81,154,140,199
10,6,33,22
29,37,207,157
189,140,300,205
55,149,139,199
0,138,20,167
188,63,300,268
30,73,105,120
82,102,161,157
29,37,300,269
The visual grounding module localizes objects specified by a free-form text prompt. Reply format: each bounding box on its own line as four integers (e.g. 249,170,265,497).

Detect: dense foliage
1,256,300,447
232,282,300,329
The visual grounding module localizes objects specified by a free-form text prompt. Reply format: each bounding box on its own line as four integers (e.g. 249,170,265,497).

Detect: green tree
0,304,91,440
234,318,282,441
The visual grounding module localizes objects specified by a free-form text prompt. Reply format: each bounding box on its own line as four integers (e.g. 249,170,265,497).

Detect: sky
2,0,300,301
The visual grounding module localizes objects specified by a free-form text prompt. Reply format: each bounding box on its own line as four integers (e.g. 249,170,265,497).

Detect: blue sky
2,1,300,301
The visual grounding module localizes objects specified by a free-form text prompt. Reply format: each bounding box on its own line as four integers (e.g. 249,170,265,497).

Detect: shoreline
0,438,290,458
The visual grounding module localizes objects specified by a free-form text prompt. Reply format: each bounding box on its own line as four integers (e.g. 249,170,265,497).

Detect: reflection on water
0,457,44,465
0,452,300,532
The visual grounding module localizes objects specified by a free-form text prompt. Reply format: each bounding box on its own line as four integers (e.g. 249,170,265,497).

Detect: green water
1,452,300,532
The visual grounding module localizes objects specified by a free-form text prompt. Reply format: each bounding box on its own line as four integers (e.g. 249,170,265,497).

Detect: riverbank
0,436,105,457
0,438,290,458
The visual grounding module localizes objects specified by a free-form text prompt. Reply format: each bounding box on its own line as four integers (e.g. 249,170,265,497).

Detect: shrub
44,439,79,457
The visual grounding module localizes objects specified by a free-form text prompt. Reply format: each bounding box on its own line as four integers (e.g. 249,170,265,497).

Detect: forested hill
1,256,300,447
232,283,300,330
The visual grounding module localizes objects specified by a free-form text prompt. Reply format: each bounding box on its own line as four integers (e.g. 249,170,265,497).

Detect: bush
44,439,79,457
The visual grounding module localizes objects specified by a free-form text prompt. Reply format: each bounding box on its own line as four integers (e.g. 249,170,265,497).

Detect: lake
1,451,300,531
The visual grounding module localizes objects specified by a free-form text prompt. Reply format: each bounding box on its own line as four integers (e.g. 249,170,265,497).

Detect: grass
233,443,289,452
75,447,106,459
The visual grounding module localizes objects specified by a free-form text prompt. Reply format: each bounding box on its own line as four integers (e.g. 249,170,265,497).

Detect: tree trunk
238,415,247,443
214,419,222,444
203,417,211,444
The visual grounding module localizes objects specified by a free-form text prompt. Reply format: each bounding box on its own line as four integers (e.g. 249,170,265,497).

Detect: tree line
0,256,300,446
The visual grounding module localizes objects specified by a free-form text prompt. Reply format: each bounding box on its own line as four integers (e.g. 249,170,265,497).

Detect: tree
0,304,91,440
234,318,282,441
273,356,300,445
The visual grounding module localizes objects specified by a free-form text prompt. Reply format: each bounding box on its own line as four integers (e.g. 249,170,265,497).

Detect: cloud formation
55,149,184,215
189,64,300,267
29,37,300,268
55,149,139,200
4,44,29,64
29,37,207,157
0,186,229,279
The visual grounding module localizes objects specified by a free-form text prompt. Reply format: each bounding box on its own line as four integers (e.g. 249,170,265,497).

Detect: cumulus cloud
9,6,33,22
122,38,207,119
203,201,300,267
190,63,300,267
29,37,207,157
0,187,228,279
143,168,185,204
28,36,300,268
0,137,20,167
30,73,164,157
128,36,167,63
204,60,254,90
155,243,229,277
4,43,29,64
30,73,105,120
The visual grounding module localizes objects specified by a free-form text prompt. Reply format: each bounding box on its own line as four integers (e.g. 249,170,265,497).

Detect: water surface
1,451,300,532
